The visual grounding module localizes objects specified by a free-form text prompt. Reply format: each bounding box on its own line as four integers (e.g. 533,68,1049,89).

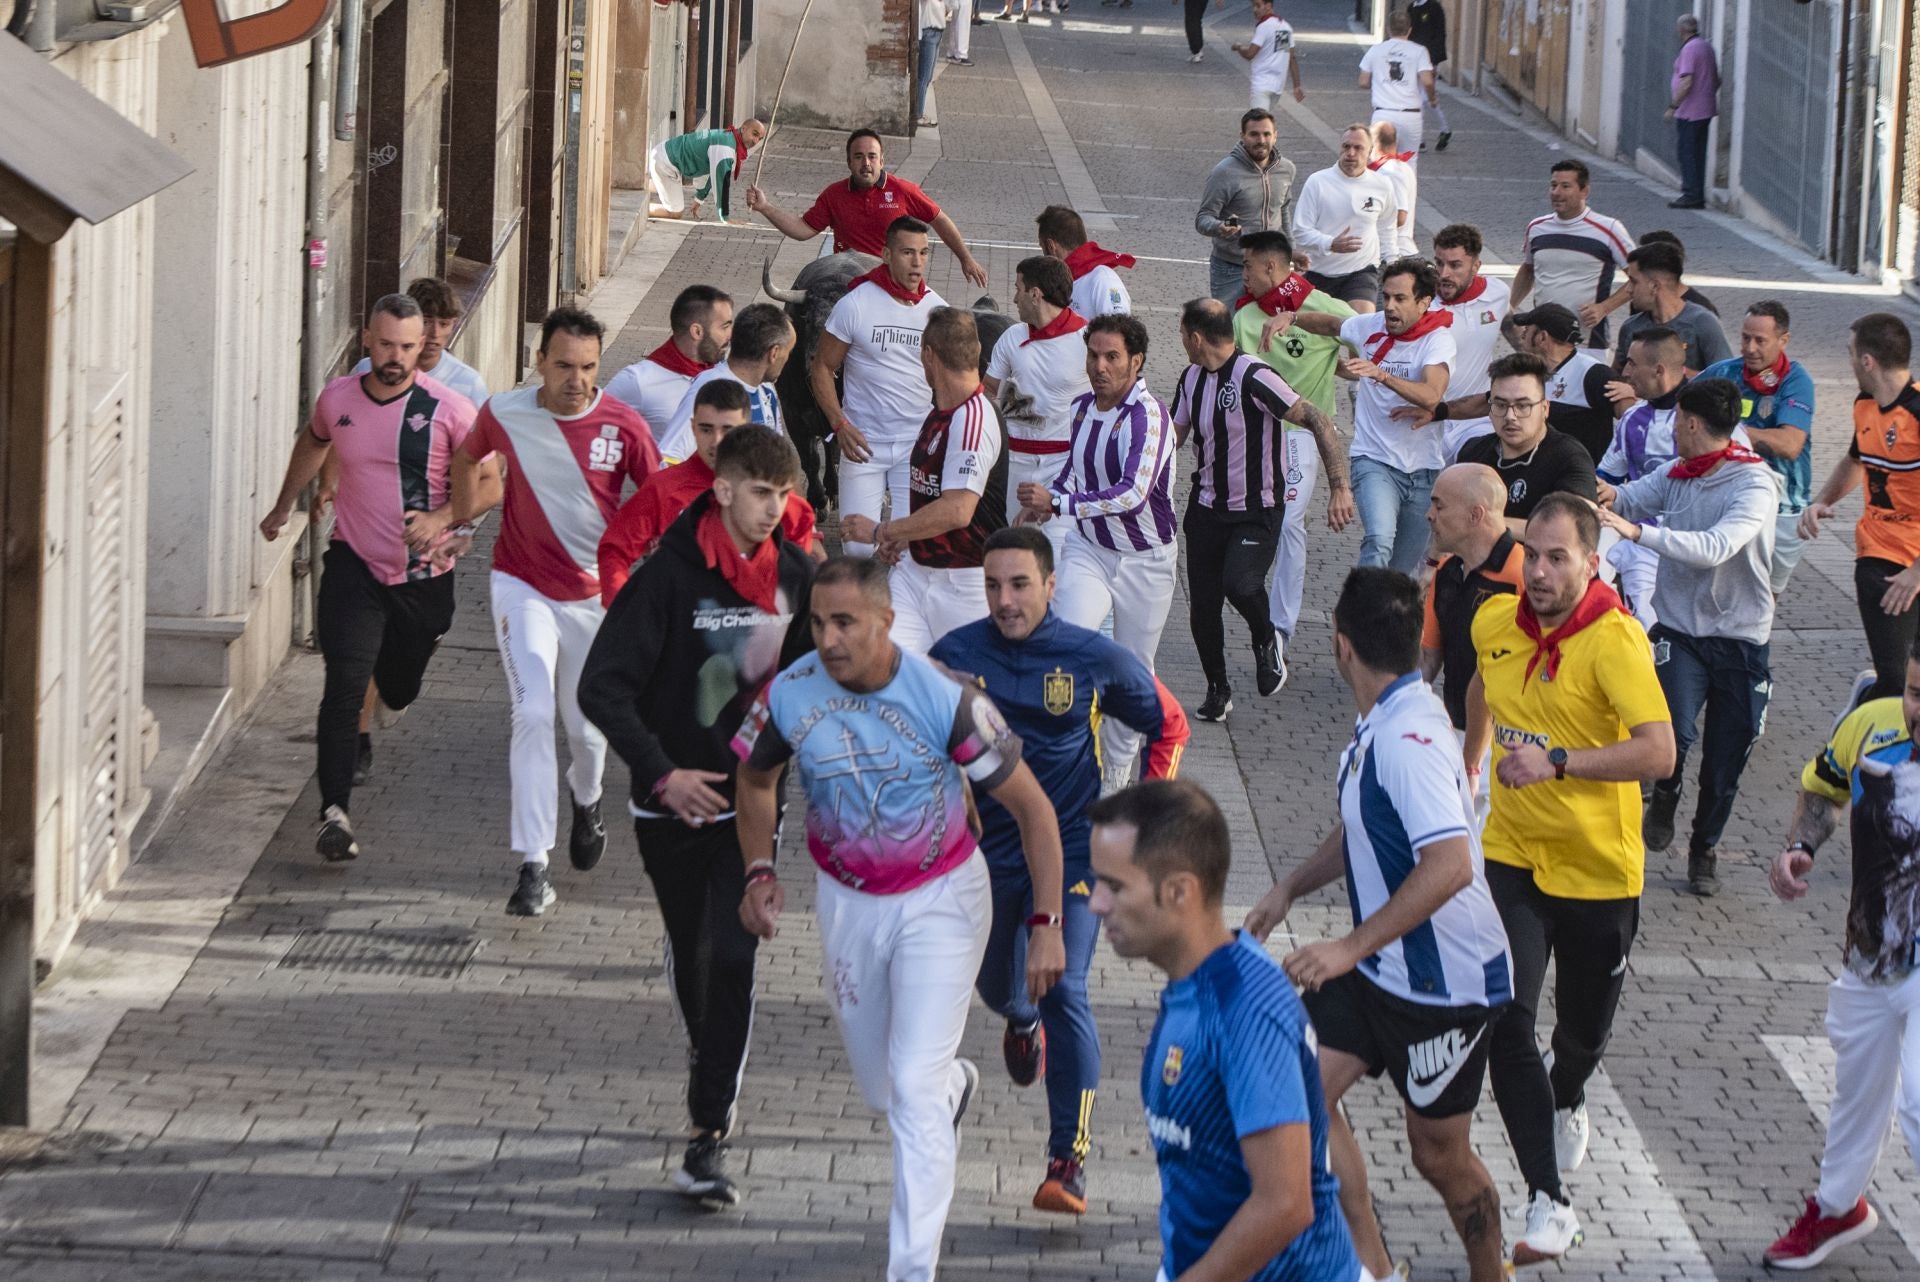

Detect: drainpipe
298,22,338,645
1832,0,1869,271
335,0,363,141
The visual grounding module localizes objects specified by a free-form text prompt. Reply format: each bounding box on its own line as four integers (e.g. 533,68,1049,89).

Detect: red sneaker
1002,1019,1045,1087
1764,1196,1877,1269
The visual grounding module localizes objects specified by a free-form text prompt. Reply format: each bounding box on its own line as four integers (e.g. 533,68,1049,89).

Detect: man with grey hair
1666,15,1719,210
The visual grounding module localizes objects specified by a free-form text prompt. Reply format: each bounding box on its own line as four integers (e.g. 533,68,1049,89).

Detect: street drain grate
277,928,479,979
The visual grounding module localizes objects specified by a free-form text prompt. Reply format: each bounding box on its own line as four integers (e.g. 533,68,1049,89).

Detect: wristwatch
1026,912,1062,930
1548,747,1569,780
1785,840,1814,856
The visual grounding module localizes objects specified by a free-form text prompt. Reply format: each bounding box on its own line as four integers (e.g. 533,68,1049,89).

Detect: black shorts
1304,264,1380,306
1303,969,1496,1119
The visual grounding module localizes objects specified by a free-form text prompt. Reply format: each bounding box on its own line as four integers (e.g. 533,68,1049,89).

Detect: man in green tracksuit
648,117,769,223
1231,228,1356,664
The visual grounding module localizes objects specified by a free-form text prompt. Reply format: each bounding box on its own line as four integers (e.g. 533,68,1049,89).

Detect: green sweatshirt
1234,289,1355,423
663,128,744,222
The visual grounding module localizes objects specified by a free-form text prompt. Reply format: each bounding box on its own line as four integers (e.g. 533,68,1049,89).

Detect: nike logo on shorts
1610,955,1628,977
1406,1024,1487,1109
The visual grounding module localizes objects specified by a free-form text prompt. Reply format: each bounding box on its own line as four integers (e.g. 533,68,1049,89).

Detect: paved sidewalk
8,2,1920,1279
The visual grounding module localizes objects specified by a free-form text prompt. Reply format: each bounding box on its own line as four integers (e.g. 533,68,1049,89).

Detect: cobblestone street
7,2,1920,1278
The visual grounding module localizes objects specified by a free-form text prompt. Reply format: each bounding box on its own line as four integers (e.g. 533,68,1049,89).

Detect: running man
1195,109,1299,306
260,293,496,861
1595,326,1693,628
1232,0,1304,110
1420,463,1523,738
930,525,1190,1215
1248,566,1512,1282
1037,204,1135,318
1369,123,1417,263
1016,313,1179,788
347,275,489,406
656,301,794,462
1172,298,1344,721
1088,778,1366,1282
984,255,1092,554
840,306,1007,654
1424,223,1510,459
1290,124,1397,311
1509,160,1632,350
1455,353,1598,537
450,308,661,916
1358,11,1436,165
1609,240,1732,375
813,215,948,558
577,426,814,1210
604,285,731,430
1760,642,1920,1270
1464,493,1675,1266
733,555,1065,1282
1510,303,1618,463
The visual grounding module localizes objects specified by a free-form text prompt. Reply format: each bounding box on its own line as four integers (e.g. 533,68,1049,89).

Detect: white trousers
1265,428,1321,640
490,571,607,863
1007,449,1069,561
817,854,992,1282
1817,968,1920,1214
890,559,988,655
840,436,914,558
1054,530,1178,789
1606,537,1659,632
1373,107,1424,166
646,142,685,212
950,0,973,57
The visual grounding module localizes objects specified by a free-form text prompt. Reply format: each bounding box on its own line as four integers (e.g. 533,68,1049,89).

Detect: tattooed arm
1281,395,1354,532
1771,791,1841,902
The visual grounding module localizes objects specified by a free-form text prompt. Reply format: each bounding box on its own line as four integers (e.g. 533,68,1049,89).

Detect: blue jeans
1674,117,1710,204
975,862,1102,1161
1649,625,1771,853
1350,455,1437,574
1208,256,1243,305
915,28,944,119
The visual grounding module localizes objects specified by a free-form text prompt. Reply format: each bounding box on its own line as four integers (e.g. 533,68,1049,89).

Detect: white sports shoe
1834,667,1878,733
1514,1190,1583,1265
1189,48,1205,63
373,696,408,729
1554,1102,1590,1172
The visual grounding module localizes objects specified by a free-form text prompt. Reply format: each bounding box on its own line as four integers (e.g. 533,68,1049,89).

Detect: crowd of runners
255,10,1920,1281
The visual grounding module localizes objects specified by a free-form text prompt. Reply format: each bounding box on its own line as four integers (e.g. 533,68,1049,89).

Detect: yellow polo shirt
1473,595,1670,900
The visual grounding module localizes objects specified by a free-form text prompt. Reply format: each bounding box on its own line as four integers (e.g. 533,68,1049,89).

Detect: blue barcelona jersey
1143,932,1360,1282
930,612,1184,872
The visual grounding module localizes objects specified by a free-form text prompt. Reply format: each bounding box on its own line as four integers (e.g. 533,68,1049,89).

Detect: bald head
1442,463,1507,514
1426,463,1509,559
1374,120,1399,152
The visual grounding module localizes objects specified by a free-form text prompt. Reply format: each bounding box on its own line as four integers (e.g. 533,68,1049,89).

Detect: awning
0,37,193,242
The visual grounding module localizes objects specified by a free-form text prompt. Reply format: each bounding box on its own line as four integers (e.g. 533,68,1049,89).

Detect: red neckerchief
645,339,710,379
1444,275,1490,306
1365,309,1453,362
1742,351,1790,395
695,499,781,613
1234,273,1315,316
1367,152,1415,170
851,265,930,306
729,126,750,170
1062,241,1137,280
1515,578,1630,684
1667,442,1764,479
1021,308,1088,346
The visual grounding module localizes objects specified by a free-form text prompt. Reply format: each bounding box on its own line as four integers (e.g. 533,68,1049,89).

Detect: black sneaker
1196,683,1232,722
1436,130,1453,151
1003,1019,1045,1087
1642,787,1679,852
673,1132,740,1210
506,863,556,916
569,796,607,871
317,805,360,862
1254,636,1286,696
1687,849,1720,897
952,1058,980,1135
353,734,374,786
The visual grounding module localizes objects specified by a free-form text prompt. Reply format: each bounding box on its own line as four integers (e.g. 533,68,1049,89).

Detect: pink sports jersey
310,371,478,585
463,387,659,601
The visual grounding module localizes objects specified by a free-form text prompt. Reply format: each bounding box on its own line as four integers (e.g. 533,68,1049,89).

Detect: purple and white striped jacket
1048,379,1179,552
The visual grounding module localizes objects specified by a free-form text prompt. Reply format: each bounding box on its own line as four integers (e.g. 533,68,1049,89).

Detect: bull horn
762,257,807,305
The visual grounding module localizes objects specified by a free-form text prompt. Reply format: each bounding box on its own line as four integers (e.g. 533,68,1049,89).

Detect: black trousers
1183,0,1207,53
1184,501,1282,687
1856,557,1920,703
314,542,455,813
636,815,759,1135
1485,860,1639,1201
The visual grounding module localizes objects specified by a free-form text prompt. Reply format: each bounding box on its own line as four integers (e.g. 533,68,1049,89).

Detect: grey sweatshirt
1194,145,1297,267
1611,457,1781,644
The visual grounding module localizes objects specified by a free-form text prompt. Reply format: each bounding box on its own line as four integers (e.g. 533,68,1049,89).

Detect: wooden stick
751,0,821,189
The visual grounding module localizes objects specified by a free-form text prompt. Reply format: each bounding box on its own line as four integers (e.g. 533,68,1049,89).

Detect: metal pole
561,0,588,298
335,0,363,141
297,21,338,647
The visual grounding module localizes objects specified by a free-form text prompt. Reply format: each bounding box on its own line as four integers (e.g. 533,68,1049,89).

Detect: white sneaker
1834,667,1878,733
373,696,408,729
1514,1190,1582,1265
1188,48,1205,63
1554,1102,1590,1172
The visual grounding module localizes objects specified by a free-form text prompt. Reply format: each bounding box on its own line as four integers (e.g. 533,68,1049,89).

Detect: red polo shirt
802,172,942,256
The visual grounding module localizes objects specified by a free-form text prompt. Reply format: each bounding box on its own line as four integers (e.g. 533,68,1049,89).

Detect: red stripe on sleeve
1143,678,1191,780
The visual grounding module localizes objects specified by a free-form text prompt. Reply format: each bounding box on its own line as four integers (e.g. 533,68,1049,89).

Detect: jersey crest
1161,1044,1185,1086
1044,668,1075,716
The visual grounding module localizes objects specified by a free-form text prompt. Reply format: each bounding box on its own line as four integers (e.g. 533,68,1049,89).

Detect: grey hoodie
1610,456,1781,645
1195,144,1297,267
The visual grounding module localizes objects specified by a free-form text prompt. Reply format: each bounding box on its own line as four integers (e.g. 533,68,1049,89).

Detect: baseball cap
1511,303,1581,344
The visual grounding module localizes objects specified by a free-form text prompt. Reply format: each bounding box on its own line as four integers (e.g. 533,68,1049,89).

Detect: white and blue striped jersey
1337,672,1512,1009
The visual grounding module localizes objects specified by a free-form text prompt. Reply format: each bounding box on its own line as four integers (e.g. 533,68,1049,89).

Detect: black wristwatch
1432,399,1451,422
1548,747,1569,780
1785,840,1814,856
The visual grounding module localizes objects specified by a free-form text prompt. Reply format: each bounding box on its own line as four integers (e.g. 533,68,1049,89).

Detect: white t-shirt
823,280,948,447
1432,275,1511,458
1372,157,1418,258
1070,267,1131,318
352,351,489,408
985,320,1093,448
1249,16,1296,93
657,362,786,462
1359,38,1434,113
604,356,699,435
1520,209,1633,318
1339,311,1456,474
1291,166,1399,278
